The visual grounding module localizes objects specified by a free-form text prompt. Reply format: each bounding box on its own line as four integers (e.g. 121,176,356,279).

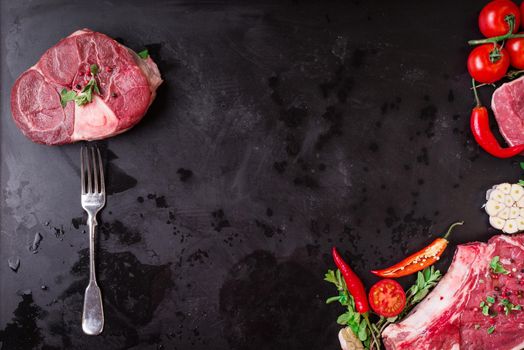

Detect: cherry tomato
479,0,520,38
507,36,524,68
368,279,406,317
520,1,524,29
467,44,510,83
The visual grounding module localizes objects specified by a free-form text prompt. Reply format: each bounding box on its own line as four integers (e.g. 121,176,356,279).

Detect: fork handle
82,214,104,335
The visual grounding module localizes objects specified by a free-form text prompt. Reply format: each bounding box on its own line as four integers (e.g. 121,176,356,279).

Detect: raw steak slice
382,234,524,350
10,29,162,145
492,77,524,147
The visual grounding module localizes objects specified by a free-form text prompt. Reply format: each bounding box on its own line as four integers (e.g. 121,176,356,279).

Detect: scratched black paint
0,1,520,349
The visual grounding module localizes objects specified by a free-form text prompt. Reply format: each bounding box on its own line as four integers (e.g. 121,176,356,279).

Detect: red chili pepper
332,247,369,313
470,78,524,158
371,221,463,278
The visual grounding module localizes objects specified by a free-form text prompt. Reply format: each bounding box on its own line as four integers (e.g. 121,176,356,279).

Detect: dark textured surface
0,1,521,349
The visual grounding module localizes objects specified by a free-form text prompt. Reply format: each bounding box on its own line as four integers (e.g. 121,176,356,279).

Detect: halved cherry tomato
506,36,524,68
467,44,510,83
479,0,520,38
368,279,406,317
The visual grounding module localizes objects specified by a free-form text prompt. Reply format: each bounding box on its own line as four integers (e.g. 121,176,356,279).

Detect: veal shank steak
10,29,162,145
382,234,524,350
492,77,524,148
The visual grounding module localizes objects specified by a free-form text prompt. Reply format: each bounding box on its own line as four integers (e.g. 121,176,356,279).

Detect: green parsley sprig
325,269,372,348
326,266,442,350
137,49,149,59
489,256,509,275
500,298,521,315
398,266,442,318
477,257,523,335
479,296,497,317
60,64,100,108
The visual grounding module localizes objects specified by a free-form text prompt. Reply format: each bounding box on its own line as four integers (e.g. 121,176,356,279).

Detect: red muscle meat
492,77,524,148
10,29,162,145
382,234,524,350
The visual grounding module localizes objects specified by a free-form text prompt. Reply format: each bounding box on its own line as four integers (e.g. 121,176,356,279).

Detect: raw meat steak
382,234,524,350
492,77,524,147
10,29,162,145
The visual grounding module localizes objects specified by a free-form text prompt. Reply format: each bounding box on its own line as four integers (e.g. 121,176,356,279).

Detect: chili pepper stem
364,313,381,350
471,78,481,107
468,15,517,45
443,221,464,240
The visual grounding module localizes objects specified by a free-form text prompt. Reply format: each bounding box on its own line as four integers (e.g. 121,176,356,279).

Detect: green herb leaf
413,288,430,303
90,64,99,76
93,82,100,94
408,284,419,298
416,271,425,290
429,268,442,283
487,325,495,334
60,89,77,108
352,311,361,324
357,320,367,341
324,270,337,285
520,162,524,171
326,296,340,304
400,267,443,319
74,78,100,106
337,312,351,325
486,296,495,304
489,256,509,275
137,49,149,59
480,301,485,307
336,269,343,288
423,267,431,281
339,292,348,306
519,180,524,187
497,298,522,316
482,305,490,316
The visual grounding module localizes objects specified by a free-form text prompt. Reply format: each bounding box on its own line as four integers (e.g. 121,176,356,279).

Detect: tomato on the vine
520,1,524,29
506,36,524,68
368,279,406,317
467,44,510,83
479,0,520,38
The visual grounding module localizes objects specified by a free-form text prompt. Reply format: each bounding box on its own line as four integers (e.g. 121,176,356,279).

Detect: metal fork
80,146,105,335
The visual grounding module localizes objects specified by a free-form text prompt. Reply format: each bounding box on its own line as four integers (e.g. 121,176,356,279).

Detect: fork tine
80,146,86,194
86,146,93,193
91,148,99,193
97,148,105,194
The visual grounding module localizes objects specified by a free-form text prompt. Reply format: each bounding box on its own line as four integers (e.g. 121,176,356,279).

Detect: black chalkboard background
0,1,520,349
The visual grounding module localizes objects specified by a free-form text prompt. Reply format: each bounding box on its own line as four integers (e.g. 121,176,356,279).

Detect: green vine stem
364,314,380,350
472,78,481,108
468,14,523,46
470,70,524,90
